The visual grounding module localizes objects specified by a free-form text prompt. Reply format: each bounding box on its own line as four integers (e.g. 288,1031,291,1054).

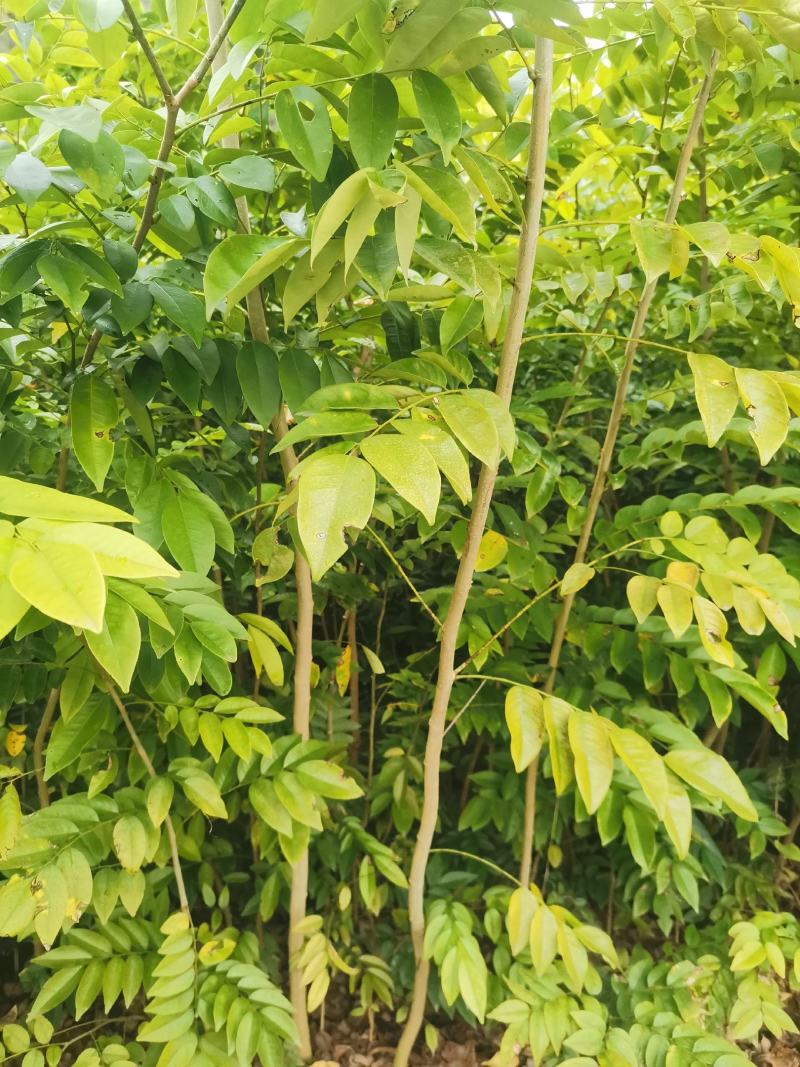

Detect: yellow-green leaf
10,541,106,633
688,353,738,447
568,710,613,814
735,366,789,464
665,747,757,821
505,686,544,773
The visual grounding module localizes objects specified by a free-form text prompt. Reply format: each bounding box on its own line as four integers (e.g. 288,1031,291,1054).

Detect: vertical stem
518,50,720,888
347,608,360,760
393,38,554,1067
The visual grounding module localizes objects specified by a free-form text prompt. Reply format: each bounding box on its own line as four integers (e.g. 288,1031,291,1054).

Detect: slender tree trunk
393,39,554,1066
518,50,720,888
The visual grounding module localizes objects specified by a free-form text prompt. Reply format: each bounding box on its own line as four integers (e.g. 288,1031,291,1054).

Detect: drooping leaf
296,453,375,579
10,541,106,632
348,74,399,170
665,747,758,822
360,434,441,524
70,375,118,492
275,86,333,182
568,710,613,814
505,686,544,772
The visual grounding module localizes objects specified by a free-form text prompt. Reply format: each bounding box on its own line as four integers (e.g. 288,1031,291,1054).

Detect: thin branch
393,38,554,1067
120,0,174,103
106,683,192,919
33,688,59,809
365,527,442,628
443,679,487,737
517,50,720,890
80,0,245,369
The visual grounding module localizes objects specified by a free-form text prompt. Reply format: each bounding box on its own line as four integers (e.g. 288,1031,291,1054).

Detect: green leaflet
162,492,216,575
567,710,613,814
305,0,365,40
0,476,131,523
150,281,205,346
275,86,332,182
70,375,118,492
665,747,758,822
44,699,104,778
734,366,789,464
396,419,472,503
22,519,175,580
204,235,303,316
397,162,476,245
411,70,462,164
59,129,123,198
273,411,377,452
76,0,122,32
439,294,483,354
630,220,688,284
437,393,499,465
688,353,739,445
37,254,87,312
310,170,369,266
297,453,375,579
348,74,398,170
10,540,106,632
236,341,281,428
608,725,668,819
218,155,275,192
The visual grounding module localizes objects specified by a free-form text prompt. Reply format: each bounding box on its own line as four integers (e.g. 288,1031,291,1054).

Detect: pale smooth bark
393,38,555,1067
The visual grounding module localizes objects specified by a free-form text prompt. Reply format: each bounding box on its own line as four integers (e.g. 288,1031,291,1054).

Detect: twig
120,0,174,101
365,527,442,628
443,679,487,737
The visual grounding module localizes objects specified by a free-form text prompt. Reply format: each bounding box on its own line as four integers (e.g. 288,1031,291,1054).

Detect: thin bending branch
393,38,554,1067
80,0,245,368
366,527,442,627
517,50,720,890
33,688,59,809
107,683,192,919
120,0,174,102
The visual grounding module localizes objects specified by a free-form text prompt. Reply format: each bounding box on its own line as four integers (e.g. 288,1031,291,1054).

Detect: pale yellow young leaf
626,574,660,624
567,710,613,814
504,686,544,773
10,541,106,633
688,353,738,447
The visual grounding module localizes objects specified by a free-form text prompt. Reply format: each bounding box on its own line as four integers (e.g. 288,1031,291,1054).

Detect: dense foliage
0,1,799,1065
